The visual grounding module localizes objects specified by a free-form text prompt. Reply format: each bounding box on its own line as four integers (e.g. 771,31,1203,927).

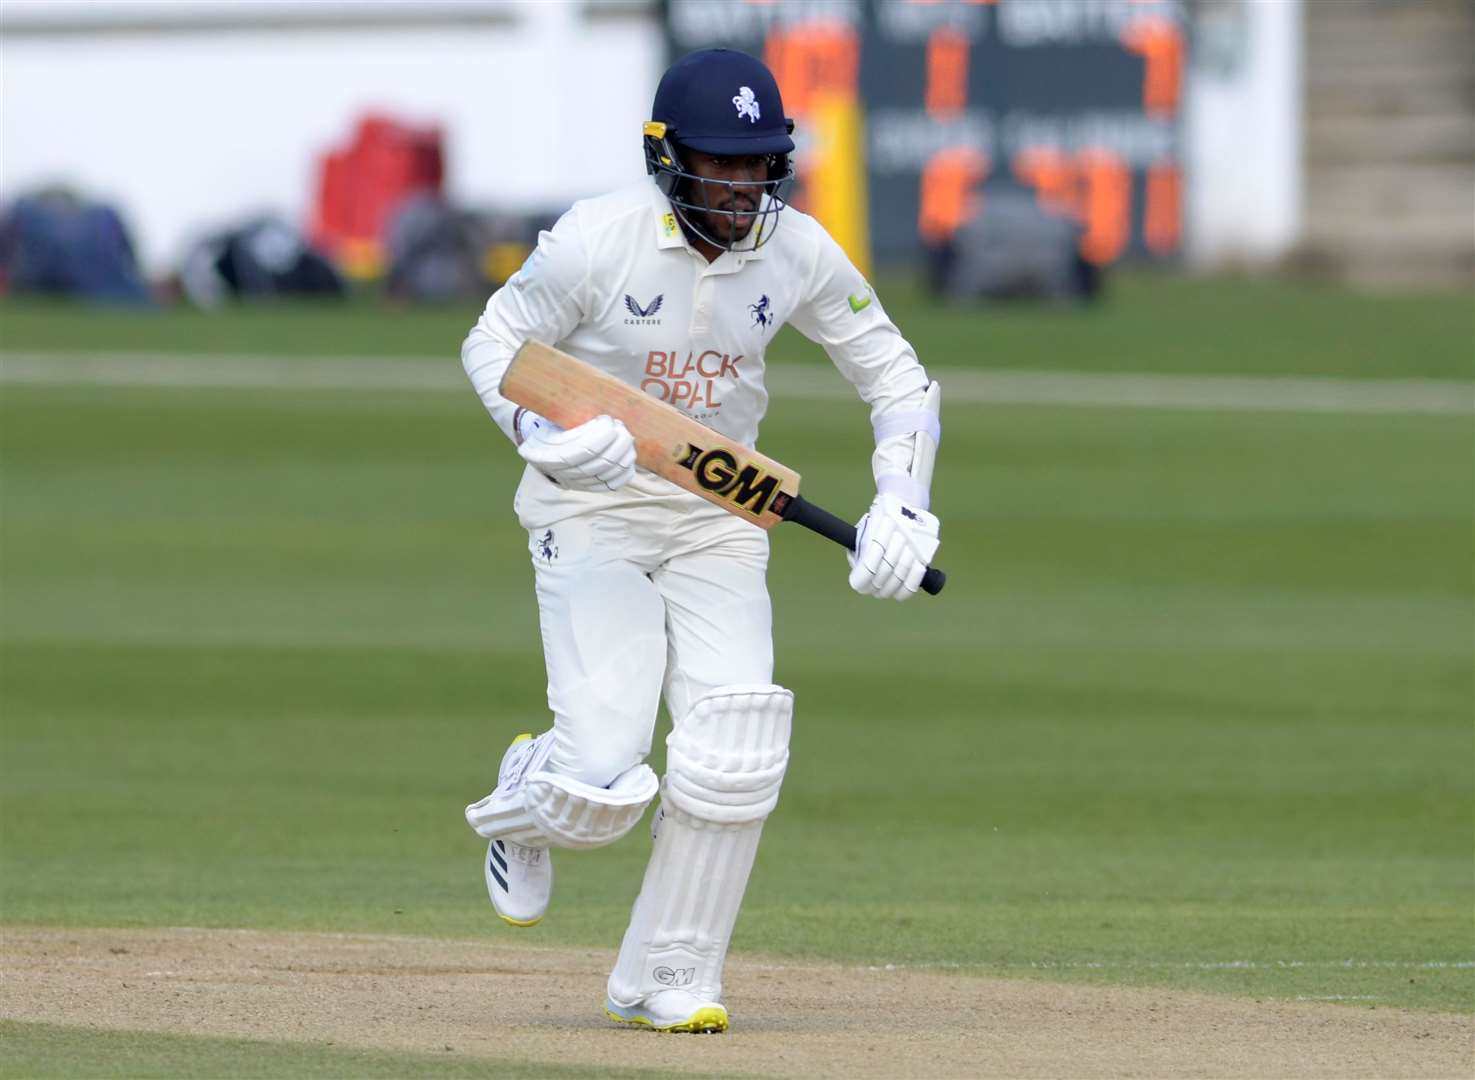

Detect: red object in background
311,114,444,278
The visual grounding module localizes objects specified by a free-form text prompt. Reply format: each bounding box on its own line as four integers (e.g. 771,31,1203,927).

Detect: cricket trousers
522,488,775,788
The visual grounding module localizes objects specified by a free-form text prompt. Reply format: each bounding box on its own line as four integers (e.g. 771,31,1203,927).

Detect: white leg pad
465,736,658,850
607,684,792,1007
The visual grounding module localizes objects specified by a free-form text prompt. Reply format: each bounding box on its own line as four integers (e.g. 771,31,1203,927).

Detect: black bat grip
780,495,947,596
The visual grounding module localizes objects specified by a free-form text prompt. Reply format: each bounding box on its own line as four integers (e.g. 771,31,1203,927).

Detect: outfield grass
3,271,1471,1030
3,272,1473,1034
2,270,1472,379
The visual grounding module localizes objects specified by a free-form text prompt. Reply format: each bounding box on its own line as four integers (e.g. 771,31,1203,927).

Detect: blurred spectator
384,193,543,303
385,194,487,303
312,114,444,280
925,186,1099,305
179,215,343,306
0,185,152,304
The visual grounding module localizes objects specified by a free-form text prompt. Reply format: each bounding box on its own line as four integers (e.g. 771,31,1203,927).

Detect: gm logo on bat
676,444,781,517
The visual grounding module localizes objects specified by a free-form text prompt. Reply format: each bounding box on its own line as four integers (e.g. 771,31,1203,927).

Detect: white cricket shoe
605,990,729,1034
483,734,553,927
485,836,551,926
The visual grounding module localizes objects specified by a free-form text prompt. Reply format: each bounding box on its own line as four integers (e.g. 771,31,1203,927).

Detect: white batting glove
517,413,636,492
848,493,940,601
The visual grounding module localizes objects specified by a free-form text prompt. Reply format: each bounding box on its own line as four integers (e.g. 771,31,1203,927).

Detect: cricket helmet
643,48,796,251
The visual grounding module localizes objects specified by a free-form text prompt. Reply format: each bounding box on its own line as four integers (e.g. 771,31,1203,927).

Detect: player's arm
461,210,634,491
787,230,941,601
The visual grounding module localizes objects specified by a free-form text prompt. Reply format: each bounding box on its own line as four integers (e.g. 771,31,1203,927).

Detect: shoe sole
605,1006,728,1034
497,912,542,928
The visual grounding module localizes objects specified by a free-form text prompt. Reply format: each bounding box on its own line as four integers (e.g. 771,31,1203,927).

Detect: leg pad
663,684,793,825
607,684,793,1008
466,759,658,850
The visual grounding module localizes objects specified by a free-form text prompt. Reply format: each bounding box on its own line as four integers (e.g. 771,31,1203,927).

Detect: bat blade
499,341,947,595
500,341,800,528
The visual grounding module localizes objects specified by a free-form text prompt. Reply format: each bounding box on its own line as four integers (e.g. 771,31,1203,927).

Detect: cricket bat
500,341,946,596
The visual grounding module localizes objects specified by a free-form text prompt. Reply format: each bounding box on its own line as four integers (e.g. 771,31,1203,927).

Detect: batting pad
608,684,792,1007
465,761,658,850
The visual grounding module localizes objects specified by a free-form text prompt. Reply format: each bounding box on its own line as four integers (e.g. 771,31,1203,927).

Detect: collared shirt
462,180,931,524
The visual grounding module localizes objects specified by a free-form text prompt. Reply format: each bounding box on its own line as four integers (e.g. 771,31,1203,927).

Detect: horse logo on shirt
732,86,761,123
749,294,772,328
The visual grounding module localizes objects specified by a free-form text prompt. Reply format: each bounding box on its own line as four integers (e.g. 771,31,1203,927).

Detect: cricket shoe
485,835,551,926
483,734,553,927
605,990,728,1034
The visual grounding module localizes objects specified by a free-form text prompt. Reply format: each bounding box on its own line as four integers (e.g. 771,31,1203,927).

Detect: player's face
685,153,769,244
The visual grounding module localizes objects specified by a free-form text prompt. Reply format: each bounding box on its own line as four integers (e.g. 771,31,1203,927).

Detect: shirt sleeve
786,225,933,490
461,206,590,443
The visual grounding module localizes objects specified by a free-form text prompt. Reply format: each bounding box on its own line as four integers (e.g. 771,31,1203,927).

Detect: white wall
2,0,1305,275
0,1,663,274
1183,0,1303,267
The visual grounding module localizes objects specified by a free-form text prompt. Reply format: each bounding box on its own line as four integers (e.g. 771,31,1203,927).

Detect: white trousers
524,493,774,787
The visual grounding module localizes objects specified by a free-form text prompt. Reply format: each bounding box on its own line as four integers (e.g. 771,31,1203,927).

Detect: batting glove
517,413,636,492
848,493,940,601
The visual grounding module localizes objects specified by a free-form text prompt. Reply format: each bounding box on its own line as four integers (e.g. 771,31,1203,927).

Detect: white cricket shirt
462,180,932,526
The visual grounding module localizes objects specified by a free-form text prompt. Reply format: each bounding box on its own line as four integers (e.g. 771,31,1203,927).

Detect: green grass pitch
2,273,1472,1036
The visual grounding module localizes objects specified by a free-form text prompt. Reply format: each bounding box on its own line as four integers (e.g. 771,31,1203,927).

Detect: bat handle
780,495,947,597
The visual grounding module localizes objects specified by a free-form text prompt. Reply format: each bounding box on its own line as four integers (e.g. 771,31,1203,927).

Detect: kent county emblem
749,294,772,328
732,86,761,123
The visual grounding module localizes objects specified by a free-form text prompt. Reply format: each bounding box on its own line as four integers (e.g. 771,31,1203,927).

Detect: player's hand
848,494,940,601
517,414,636,492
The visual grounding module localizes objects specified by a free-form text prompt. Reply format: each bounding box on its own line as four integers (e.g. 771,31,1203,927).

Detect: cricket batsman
461,48,941,1033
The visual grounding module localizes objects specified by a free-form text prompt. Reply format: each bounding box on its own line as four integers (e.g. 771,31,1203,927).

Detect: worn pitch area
2,928,1469,1078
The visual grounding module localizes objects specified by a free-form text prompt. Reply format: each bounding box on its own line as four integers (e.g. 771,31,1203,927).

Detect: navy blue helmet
643,48,796,252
